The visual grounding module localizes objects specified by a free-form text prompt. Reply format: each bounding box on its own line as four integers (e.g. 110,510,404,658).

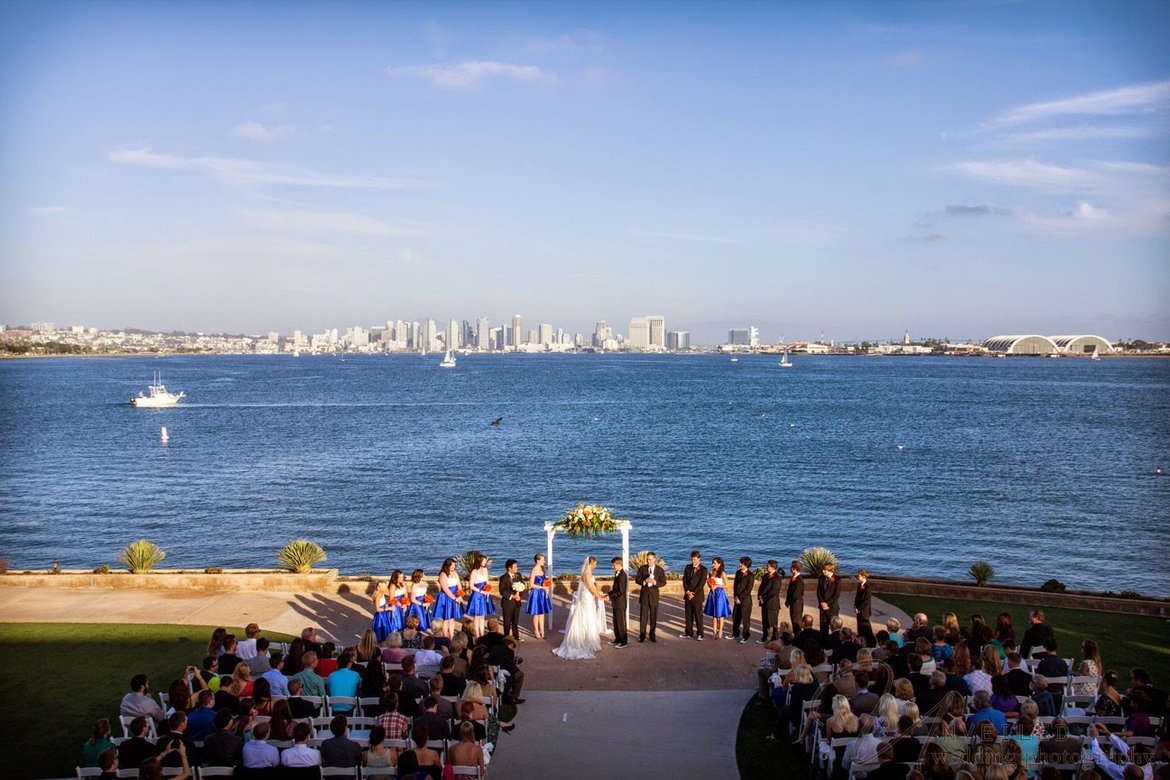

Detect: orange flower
456,589,465,598
398,595,409,607
424,595,434,604
707,577,716,589
483,584,492,593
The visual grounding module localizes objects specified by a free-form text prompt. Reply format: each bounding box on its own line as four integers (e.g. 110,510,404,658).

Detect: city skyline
2,2,1168,339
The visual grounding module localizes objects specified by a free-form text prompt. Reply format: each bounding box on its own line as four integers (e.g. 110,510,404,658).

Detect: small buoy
897,445,905,450
592,417,600,422
789,423,796,428
160,426,169,443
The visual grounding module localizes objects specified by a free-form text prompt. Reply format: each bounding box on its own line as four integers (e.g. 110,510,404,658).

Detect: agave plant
800,546,838,574
627,550,668,573
117,539,166,573
277,540,326,573
457,550,487,579
968,560,996,586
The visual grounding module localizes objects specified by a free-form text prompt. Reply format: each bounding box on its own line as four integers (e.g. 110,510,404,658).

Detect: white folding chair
362,767,398,778
157,692,170,710
196,769,236,778
849,763,880,779
115,771,140,778
357,696,382,715
118,714,157,739
321,769,360,779
448,766,482,780
327,696,359,715
75,769,102,779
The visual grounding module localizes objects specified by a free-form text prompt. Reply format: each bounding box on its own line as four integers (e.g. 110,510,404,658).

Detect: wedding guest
854,569,875,647
703,556,732,639
918,670,951,715
850,671,880,715
757,560,783,643
991,674,1021,717
964,656,993,696
439,655,464,695
120,674,167,726
156,711,199,767
967,690,1008,735
143,743,191,780
218,636,243,676
499,558,523,641
447,722,487,778
279,722,321,768
326,650,361,713
995,612,1016,646
931,626,954,663
82,718,116,768
283,638,306,676
1070,639,1103,696
868,692,901,737
792,614,821,652
206,628,228,659
1020,610,1054,660
1128,667,1168,717
680,550,708,640
186,690,217,740
383,630,411,661
364,725,393,770
886,617,905,647
301,627,323,655
399,655,429,708
259,651,289,696
248,637,272,676
360,654,388,712
117,717,156,769
731,556,755,644
1002,651,1034,696
784,560,804,633
268,698,295,740
202,709,243,767
320,715,363,768
375,692,411,743
251,676,273,716
428,675,453,718
241,721,279,769
95,749,118,780
525,553,553,640
316,642,339,677
396,724,442,779
817,563,840,637
414,696,452,740
286,678,318,718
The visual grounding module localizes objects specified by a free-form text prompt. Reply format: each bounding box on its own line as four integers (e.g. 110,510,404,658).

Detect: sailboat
1090,346,1101,361
779,350,793,368
439,349,457,368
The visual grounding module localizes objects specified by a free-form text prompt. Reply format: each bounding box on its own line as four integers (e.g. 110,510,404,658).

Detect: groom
635,552,664,643
606,557,628,648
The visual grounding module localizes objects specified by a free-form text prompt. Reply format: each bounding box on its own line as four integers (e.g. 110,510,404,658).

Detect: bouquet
707,577,717,589
423,595,434,604
456,589,465,598
512,581,527,594
398,595,410,607
483,584,492,593
552,503,623,537
543,578,553,589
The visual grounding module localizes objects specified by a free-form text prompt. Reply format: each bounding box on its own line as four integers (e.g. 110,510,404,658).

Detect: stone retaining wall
0,569,339,591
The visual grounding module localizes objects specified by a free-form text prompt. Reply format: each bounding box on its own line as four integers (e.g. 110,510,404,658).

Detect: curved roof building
983,335,1060,355
1050,335,1113,355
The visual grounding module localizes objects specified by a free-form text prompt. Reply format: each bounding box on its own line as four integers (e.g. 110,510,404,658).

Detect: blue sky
1,0,1168,343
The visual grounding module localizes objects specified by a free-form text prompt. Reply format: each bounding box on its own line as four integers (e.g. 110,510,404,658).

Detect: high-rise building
422,319,436,352
538,323,553,346
446,319,459,350
628,317,651,350
491,327,504,351
647,315,666,349
511,315,522,352
476,316,490,350
593,321,612,348
667,331,690,350
728,327,759,347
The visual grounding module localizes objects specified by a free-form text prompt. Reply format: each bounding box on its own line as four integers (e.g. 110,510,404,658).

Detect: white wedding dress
552,560,608,660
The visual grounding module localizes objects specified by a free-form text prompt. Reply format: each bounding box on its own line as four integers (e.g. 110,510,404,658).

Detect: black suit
731,567,755,640
609,569,628,645
682,563,708,637
816,574,840,636
499,571,521,639
1020,622,1054,659
757,572,782,641
785,573,805,632
635,564,665,640
854,579,874,647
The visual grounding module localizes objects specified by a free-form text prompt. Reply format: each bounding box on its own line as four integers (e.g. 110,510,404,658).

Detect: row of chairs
78,766,481,778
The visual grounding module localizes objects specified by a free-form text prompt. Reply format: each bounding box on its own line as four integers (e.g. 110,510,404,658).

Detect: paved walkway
0,585,911,774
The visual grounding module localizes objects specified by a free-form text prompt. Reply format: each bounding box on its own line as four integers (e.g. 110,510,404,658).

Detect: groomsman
731,556,754,645
635,552,665,643
854,568,874,647
607,557,628,648
785,561,805,631
756,560,782,643
680,550,708,640
817,563,841,638
498,559,522,641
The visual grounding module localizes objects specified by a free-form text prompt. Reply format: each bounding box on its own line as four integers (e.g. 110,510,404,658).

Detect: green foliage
116,539,166,573
92,564,111,574
457,550,486,579
800,546,838,574
752,566,769,582
276,539,326,573
1119,590,1142,600
968,560,996,586
1040,578,1067,593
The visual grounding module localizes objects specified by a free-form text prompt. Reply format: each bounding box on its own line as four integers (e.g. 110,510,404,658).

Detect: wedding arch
543,505,631,634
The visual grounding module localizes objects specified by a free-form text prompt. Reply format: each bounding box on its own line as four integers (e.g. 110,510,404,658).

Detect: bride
552,556,608,660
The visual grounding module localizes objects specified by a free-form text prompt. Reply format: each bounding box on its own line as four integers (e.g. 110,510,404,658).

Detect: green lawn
0,623,294,780
880,594,1170,675
737,696,811,779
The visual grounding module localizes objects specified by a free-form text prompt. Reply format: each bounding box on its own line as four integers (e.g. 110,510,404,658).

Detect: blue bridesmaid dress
703,577,731,618
433,580,464,621
525,574,552,615
406,586,432,631
466,577,495,617
372,595,395,642
386,589,406,633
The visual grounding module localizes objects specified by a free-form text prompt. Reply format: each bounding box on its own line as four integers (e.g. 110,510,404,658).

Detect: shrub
968,561,996,586
49,562,61,575
457,550,486,580
117,540,166,573
1119,590,1142,600
0,559,7,574
800,547,838,574
92,564,111,574
277,540,326,573
1039,578,1067,593
204,567,224,574
628,551,669,573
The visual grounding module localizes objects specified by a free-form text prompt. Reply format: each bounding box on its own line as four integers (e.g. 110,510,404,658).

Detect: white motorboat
439,350,457,368
779,350,793,368
131,373,185,407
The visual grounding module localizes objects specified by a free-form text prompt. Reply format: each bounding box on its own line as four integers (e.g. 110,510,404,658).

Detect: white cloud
630,229,737,245
235,208,424,238
985,79,1170,128
108,148,418,190
231,121,295,142
27,205,67,216
945,159,1098,190
388,60,557,90
1003,124,1157,143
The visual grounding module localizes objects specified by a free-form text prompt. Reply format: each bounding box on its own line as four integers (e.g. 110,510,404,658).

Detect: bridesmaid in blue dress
406,568,432,633
703,556,732,639
433,557,464,638
371,580,395,642
386,569,407,634
525,553,552,639
465,554,496,638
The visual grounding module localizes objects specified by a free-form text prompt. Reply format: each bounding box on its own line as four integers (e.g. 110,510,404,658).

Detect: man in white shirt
236,623,261,661
260,652,289,696
413,635,446,667
1087,724,1155,780
119,674,167,726
241,722,279,768
279,722,321,767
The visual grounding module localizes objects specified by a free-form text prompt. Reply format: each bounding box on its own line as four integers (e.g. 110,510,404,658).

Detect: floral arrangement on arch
553,504,624,537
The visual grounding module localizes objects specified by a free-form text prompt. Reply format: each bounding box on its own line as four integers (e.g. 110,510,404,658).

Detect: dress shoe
505,697,525,705
638,637,645,643
696,635,704,641
678,633,690,639
649,636,657,642
614,642,628,648
500,722,516,733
